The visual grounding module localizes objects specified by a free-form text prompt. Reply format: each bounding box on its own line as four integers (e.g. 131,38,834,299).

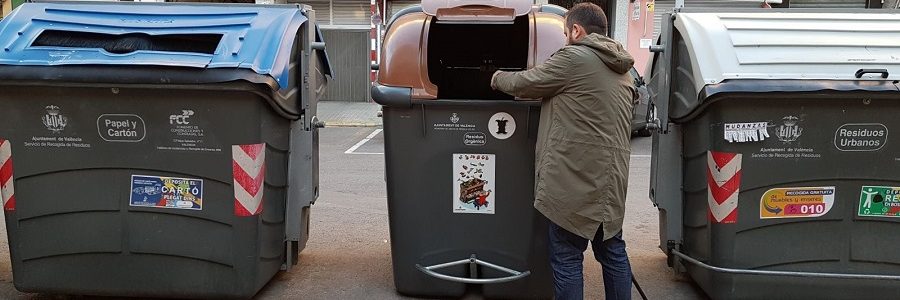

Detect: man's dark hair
565,3,608,36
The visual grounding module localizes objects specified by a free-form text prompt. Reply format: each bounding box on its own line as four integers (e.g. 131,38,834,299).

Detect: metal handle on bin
672,249,900,281
855,69,889,79
311,116,326,129
415,254,531,284
311,42,326,51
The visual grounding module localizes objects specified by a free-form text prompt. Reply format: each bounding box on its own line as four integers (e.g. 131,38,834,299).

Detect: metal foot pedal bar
416,254,531,284
673,250,900,281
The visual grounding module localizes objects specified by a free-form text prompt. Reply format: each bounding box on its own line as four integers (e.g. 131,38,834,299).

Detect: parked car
629,66,654,137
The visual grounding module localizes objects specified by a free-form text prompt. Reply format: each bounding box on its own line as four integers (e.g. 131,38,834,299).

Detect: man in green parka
491,3,635,299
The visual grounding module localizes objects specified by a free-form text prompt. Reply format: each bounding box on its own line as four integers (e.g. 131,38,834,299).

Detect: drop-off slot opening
32,30,223,55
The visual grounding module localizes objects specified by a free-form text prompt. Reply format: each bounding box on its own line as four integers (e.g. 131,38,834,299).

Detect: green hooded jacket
491,33,635,240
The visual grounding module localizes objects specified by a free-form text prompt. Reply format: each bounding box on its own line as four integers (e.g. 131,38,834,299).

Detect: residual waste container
648,10,900,300
371,0,566,299
0,1,331,298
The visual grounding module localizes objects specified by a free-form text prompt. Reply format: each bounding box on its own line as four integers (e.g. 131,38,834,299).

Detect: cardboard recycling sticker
760,187,835,219
453,154,495,214
130,175,203,210
859,186,900,217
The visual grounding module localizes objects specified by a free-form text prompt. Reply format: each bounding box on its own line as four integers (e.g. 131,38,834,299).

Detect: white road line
344,129,383,154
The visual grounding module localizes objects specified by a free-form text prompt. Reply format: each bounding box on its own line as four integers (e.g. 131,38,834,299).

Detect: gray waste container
372,1,566,299
0,2,331,298
648,10,900,300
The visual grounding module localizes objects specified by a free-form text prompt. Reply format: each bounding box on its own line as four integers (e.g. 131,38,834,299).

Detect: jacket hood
575,33,635,74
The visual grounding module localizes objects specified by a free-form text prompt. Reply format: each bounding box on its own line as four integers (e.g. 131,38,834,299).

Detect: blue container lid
0,1,332,91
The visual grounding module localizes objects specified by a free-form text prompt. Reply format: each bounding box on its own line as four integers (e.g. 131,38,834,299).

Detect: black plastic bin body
380,102,552,299
372,1,567,298
678,89,900,300
0,2,330,298
649,10,900,300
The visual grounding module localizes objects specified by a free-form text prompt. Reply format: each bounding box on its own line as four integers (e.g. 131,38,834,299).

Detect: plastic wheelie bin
371,1,566,299
648,10,900,300
0,2,331,298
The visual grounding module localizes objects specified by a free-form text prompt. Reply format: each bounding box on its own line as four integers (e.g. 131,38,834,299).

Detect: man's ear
573,24,584,39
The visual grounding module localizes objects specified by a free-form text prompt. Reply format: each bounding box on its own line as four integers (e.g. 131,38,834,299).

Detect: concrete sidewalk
317,101,382,127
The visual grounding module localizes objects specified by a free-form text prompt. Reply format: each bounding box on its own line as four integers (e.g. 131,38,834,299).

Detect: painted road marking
345,129,383,155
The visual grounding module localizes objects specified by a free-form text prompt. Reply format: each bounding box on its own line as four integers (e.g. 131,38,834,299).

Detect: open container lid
422,0,532,22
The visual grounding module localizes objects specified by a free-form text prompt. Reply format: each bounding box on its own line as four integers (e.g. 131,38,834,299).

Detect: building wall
321,28,372,101
613,0,628,45
2,0,11,17
625,0,654,75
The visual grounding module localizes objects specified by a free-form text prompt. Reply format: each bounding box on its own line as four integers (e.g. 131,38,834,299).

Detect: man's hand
490,71,501,90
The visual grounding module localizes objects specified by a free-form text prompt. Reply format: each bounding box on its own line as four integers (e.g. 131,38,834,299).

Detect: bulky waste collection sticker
130,175,203,210
453,154,495,214
859,186,900,217
760,186,835,219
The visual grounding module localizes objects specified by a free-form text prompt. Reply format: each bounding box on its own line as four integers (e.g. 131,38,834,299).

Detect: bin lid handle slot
855,68,889,79
423,0,531,21
434,5,517,23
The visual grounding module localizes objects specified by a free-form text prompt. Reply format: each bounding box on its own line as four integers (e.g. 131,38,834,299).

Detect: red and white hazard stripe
706,151,742,224
233,143,266,217
0,139,15,211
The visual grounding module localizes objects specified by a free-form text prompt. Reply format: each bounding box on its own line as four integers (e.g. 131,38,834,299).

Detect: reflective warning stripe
233,143,266,217
706,151,742,224
0,139,15,211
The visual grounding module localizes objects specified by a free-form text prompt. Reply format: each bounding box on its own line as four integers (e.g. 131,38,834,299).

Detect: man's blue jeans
548,222,632,300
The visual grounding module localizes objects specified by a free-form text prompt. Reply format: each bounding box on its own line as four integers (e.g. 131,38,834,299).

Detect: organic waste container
371,0,567,298
0,1,331,298
648,10,900,300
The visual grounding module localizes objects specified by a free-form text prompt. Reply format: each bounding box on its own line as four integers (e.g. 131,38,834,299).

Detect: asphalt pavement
0,126,707,300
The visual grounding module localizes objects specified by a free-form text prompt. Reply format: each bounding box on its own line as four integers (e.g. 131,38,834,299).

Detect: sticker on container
834,123,887,152
25,105,93,150
707,151,741,224
157,109,222,153
464,132,486,146
760,187,835,219
488,112,515,140
453,154,495,214
724,122,769,143
130,175,202,210
859,186,900,217
97,114,146,142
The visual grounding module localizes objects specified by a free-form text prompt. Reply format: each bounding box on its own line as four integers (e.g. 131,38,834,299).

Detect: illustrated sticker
130,175,203,210
453,154,496,214
724,122,769,143
859,186,900,217
760,187,835,219
488,112,515,140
